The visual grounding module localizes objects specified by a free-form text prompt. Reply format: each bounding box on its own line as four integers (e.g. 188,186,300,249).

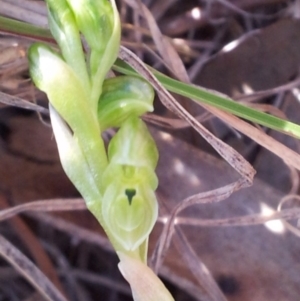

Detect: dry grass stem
28,212,113,253
123,0,300,174
235,76,300,102
165,208,300,227
0,198,85,222
152,179,246,272
0,234,68,301
0,91,49,114
278,195,300,237
1,0,47,27
119,46,255,184
172,228,228,301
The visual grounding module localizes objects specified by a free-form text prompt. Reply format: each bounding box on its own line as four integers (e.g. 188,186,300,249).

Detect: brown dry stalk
0,195,66,296
152,180,246,301
126,0,300,172
0,91,49,114
1,0,47,27
0,233,68,301
154,179,247,265
278,194,300,237
118,5,255,299
119,46,255,184
0,198,85,222
167,208,300,228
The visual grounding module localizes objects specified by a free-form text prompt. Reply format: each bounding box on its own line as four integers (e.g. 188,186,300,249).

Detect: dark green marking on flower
125,188,136,205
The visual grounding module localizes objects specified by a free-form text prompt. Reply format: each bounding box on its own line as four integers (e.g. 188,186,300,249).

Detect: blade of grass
0,16,53,42
119,46,255,184
113,59,300,139
118,47,300,171
1,16,300,142
117,0,300,139
1,16,300,139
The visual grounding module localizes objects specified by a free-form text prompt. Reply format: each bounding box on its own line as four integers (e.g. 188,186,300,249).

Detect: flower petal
118,252,175,301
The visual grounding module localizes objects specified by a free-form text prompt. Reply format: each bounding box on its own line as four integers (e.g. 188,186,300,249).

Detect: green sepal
49,105,102,208
28,43,94,133
46,0,90,91
66,0,114,52
28,43,108,184
108,117,159,171
98,76,154,131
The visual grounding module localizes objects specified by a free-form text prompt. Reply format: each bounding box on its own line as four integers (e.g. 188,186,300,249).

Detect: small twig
2,0,47,15
215,0,280,19
119,46,255,184
173,228,228,301
27,212,113,253
152,179,245,273
1,0,47,27
0,91,49,114
41,241,85,301
160,208,300,228
0,234,69,301
0,198,85,222
278,195,300,237
235,76,300,102
70,269,131,296
0,195,66,296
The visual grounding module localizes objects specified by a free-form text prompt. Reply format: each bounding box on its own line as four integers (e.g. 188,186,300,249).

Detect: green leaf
98,76,154,131
113,59,300,139
28,43,93,132
0,16,53,41
108,117,159,171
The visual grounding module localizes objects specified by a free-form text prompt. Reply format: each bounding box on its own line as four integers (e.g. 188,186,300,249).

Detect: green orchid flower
28,42,159,260
101,116,158,259
28,0,175,299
